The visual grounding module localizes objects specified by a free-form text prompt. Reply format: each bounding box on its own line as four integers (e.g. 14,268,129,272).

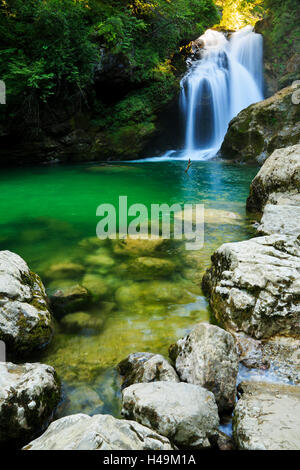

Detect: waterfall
150,26,264,162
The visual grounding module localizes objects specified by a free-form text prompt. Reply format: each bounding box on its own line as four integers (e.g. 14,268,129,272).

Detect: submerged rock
45,262,85,281
60,311,104,334
221,86,300,163
60,386,104,416
169,323,238,412
23,413,173,450
78,237,103,251
233,381,300,450
50,284,91,317
85,250,115,271
81,274,109,301
202,234,300,340
0,362,60,444
117,352,179,389
115,280,195,307
112,237,171,258
247,144,300,213
127,256,176,279
0,250,53,357
121,381,219,449
175,207,242,226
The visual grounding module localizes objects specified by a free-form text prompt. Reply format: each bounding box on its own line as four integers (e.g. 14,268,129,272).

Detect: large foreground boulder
0,362,60,444
202,234,300,340
233,381,300,450
0,251,53,357
117,352,179,389
169,323,238,412
23,413,173,450
121,381,219,449
247,144,300,213
221,86,300,163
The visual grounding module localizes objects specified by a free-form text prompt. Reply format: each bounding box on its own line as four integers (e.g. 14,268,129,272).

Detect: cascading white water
147,26,263,162
230,25,264,94
179,26,264,160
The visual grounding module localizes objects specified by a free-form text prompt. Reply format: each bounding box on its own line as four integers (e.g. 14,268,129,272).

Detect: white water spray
150,26,264,162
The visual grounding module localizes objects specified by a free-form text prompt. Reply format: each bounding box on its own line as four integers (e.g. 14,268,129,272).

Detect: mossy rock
81,273,109,301
127,256,177,280
221,85,300,164
112,237,172,258
50,284,91,318
0,362,61,445
0,251,54,359
115,280,196,307
46,262,85,281
85,249,115,272
78,237,104,252
60,312,104,334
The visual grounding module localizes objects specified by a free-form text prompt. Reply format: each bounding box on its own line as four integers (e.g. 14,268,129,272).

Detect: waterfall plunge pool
0,160,259,418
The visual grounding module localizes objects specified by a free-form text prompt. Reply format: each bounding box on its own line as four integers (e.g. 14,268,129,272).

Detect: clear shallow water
0,160,259,417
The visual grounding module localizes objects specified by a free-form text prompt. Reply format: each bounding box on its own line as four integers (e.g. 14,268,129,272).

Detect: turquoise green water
0,160,258,417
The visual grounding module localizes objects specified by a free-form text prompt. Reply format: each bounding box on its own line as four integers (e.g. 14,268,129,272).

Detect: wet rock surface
23,413,173,450
0,362,60,444
221,87,300,163
121,381,219,449
169,323,238,412
235,333,300,384
233,381,300,450
257,204,300,236
0,250,53,357
50,284,91,317
118,352,179,389
202,234,300,340
60,312,104,334
247,144,300,213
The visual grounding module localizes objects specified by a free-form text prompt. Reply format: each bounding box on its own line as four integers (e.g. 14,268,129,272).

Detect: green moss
15,312,53,357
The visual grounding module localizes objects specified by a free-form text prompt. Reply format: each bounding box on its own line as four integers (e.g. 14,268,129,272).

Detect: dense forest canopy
0,0,299,160
0,0,218,108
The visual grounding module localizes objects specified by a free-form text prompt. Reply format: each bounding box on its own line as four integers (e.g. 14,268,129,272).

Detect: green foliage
0,0,218,157
216,0,263,29
0,0,98,106
0,0,218,108
263,0,300,58
92,0,219,82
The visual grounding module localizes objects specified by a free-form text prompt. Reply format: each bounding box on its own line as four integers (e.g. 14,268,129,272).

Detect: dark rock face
221,85,300,164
